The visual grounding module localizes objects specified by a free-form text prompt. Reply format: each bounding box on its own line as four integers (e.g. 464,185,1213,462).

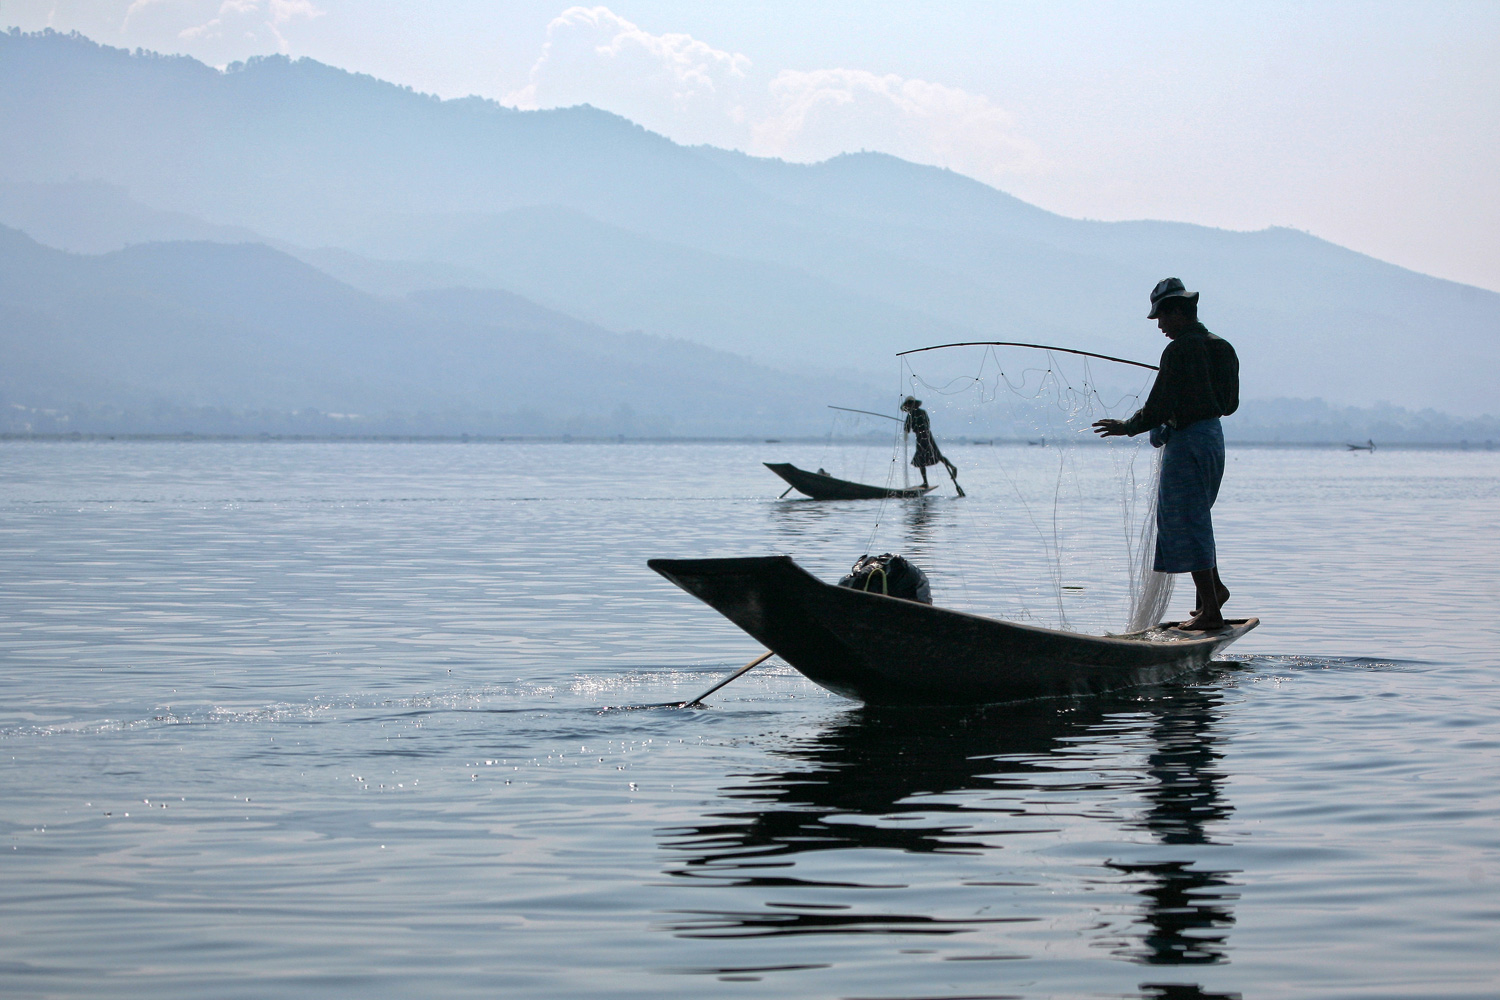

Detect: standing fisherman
901,396,965,496
1092,278,1239,631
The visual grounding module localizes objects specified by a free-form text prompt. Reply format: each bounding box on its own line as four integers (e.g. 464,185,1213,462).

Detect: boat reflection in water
1109,697,1238,970
657,679,1243,997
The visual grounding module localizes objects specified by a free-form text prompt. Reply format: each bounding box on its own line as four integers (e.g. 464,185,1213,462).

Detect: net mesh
869,345,1173,635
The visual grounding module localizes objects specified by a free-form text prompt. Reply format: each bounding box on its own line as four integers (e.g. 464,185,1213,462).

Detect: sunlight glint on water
1,440,1498,999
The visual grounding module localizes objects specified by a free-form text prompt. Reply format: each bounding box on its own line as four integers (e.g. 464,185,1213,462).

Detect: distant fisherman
1092,278,1239,631
901,396,964,496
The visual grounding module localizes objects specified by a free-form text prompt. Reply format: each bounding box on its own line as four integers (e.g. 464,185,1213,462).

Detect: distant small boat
765,462,935,500
649,555,1258,706
1346,439,1375,451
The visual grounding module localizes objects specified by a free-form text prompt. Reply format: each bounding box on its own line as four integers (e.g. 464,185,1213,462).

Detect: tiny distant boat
1346,439,1375,451
649,555,1258,706
765,462,935,500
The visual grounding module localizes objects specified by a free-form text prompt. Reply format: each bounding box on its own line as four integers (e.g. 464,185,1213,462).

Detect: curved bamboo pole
896,341,1158,371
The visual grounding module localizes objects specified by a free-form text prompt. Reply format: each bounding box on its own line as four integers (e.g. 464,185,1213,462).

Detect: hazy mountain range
0,223,877,436
2,28,1497,438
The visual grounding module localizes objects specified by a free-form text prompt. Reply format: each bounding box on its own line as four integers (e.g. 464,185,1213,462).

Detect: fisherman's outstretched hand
1092,419,1127,437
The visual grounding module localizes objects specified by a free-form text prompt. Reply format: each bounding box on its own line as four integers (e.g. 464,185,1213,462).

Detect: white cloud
124,0,174,23
509,7,1039,184
268,0,321,23
753,68,1040,179
178,0,324,55
508,6,752,142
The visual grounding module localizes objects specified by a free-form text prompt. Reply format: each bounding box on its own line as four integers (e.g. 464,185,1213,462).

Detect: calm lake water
2,440,1498,999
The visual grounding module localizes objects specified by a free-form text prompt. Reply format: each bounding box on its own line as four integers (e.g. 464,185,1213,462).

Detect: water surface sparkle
2,441,1497,998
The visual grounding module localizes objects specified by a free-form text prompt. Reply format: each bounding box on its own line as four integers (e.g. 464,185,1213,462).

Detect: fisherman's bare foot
1179,613,1226,632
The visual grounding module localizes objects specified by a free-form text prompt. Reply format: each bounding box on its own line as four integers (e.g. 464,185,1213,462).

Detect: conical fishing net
862,345,1173,635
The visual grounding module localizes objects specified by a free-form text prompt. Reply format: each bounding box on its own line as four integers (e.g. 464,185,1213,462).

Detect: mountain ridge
0,224,882,435
2,28,1497,422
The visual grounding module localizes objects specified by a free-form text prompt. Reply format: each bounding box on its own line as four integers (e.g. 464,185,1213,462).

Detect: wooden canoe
648,555,1257,706
765,462,936,500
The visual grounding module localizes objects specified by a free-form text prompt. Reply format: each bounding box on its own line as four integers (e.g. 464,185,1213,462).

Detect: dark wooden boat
649,555,1258,706
765,462,935,500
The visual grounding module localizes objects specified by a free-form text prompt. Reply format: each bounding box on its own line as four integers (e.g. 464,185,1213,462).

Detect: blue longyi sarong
1153,417,1224,573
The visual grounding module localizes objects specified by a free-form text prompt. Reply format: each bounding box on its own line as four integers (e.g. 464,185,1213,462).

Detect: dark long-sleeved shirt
1120,324,1239,436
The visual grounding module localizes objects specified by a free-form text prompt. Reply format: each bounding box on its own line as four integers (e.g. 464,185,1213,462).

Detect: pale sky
8,1,1500,291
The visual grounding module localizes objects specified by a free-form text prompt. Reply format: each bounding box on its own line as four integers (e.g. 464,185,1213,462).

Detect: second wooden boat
765,462,935,500
649,555,1257,706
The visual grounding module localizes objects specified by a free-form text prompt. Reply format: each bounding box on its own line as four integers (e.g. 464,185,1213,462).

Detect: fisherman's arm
1094,344,1181,437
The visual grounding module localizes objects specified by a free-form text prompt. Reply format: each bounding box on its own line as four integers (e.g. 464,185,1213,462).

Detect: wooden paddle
679,649,775,707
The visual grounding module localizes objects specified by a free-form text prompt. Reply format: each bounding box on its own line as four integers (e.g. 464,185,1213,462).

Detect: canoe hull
649,555,1257,706
765,462,935,500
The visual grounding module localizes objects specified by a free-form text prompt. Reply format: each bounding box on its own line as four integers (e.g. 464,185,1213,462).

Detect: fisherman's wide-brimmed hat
1147,277,1200,318
902,396,922,408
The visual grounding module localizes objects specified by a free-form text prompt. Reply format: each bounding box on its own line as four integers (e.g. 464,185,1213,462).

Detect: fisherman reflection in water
901,396,964,496
1093,278,1239,631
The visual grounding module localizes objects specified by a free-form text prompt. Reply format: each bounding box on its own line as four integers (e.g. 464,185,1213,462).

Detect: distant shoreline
3,433,1495,450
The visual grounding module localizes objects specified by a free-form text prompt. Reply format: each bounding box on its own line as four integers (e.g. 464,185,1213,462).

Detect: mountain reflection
658,682,1240,977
